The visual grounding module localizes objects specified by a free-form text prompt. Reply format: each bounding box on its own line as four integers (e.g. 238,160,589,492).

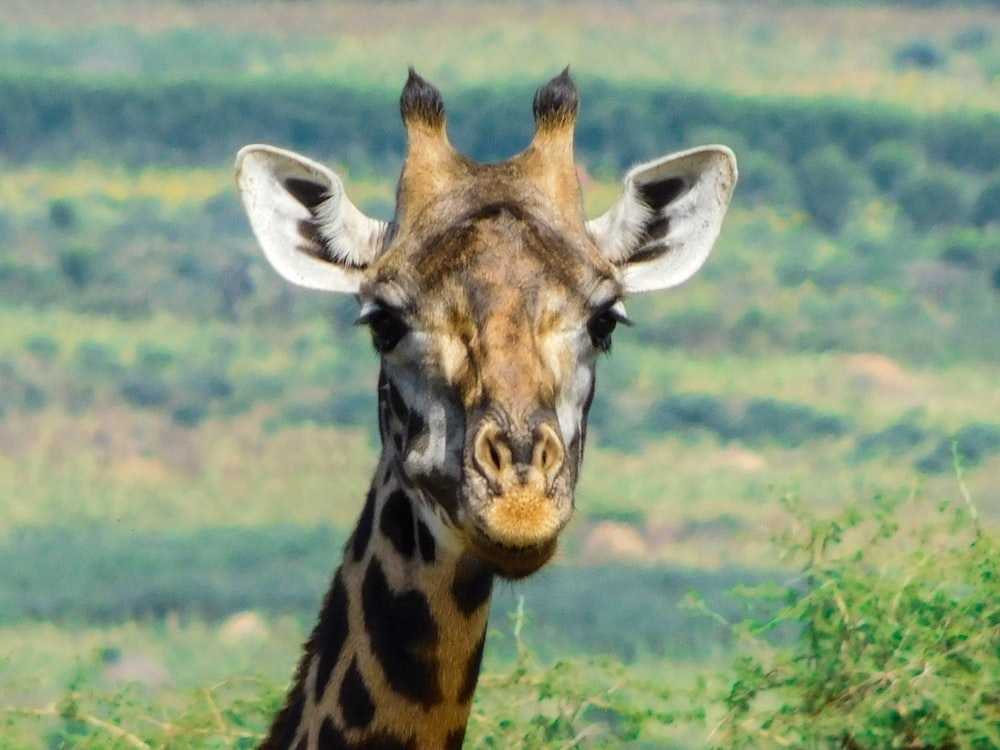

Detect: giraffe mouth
464,487,567,579
466,527,558,580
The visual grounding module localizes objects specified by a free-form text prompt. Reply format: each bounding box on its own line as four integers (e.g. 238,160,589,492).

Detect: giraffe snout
464,413,572,578
472,418,565,494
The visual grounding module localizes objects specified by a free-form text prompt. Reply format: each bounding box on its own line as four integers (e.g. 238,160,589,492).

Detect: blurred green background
1,1,998,747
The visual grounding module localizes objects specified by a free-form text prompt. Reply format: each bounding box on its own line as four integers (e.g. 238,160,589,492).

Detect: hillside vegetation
0,1,998,747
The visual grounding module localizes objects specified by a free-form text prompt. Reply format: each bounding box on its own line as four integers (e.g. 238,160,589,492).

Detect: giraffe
236,69,736,750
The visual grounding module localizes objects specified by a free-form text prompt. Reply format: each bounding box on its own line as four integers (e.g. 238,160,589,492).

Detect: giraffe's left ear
586,145,737,293
236,145,391,294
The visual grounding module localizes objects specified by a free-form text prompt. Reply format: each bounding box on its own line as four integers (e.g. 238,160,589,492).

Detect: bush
852,416,930,461
646,392,732,440
774,257,811,288
866,140,920,193
57,247,96,289
119,373,172,408
893,40,946,70
635,308,725,349
915,422,1000,474
25,335,59,361
733,398,848,447
971,178,1000,228
47,198,78,232
898,172,969,231
796,146,856,234
172,402,209,428
699,491,1000,749
734,150,798,208
74,341,122,378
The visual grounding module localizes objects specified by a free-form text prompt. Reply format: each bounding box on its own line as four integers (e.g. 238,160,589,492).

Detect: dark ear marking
284,177,328,211
637,177,688,211
532,67,579,129
285,178,373,269
633,178,687,250
400,67,445,127
627,242,672,265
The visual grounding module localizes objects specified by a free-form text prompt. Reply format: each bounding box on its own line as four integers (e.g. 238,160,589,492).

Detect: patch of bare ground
843,352,916,393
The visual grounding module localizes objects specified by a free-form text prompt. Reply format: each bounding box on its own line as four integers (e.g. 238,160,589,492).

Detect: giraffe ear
236,144,391,294
586,145,737,293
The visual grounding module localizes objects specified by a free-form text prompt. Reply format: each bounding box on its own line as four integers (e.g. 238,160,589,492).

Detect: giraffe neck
260,455,495,750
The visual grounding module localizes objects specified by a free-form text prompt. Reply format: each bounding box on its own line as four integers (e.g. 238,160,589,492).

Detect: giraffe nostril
488,442,502,473
474,423,512,480
533,422,564,479
474,418,565,488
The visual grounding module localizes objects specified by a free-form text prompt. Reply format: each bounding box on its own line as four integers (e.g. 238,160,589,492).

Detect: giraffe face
236,69,737,580
362,196,624,578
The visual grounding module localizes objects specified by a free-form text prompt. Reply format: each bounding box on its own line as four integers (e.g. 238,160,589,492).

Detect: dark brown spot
380,489,416,560
459,631,487,704
318,717,347,750
340,657,376,728
445,728,467,750
362,558,443,706
405,408,427,447
416,520,436,564
387,381,409,423
314,573,350,701
259,687,305,750
451,556,493,617
353,488,377,562
359,734,416,750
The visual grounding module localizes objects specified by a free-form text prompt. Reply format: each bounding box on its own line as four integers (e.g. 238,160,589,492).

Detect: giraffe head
236,70,736,580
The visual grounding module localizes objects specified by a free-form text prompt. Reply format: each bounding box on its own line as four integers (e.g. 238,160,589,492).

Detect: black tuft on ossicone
532,67,579,128
400,67,446,127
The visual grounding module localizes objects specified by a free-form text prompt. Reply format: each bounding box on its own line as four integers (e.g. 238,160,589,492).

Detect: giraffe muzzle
464,416,572,578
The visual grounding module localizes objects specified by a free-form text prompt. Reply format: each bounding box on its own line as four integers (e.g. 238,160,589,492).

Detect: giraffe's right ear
586,145,737,293
236,145,391,294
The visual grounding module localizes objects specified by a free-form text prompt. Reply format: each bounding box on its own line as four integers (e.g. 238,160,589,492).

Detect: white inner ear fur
235,144,389,294
587,145,737,294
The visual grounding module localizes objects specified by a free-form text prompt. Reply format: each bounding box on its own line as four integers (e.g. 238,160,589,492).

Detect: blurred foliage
2,482,996,749
0,525,755,662
697,489,1000,749
0,6,997,747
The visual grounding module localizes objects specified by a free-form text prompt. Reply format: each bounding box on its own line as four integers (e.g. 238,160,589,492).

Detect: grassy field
1,1,999,747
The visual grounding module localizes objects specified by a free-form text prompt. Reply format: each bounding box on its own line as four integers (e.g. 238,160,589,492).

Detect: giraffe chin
467,530,558,580
467,487,568,579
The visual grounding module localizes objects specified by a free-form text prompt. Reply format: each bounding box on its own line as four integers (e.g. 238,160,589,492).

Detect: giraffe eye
587,301,629,353
357,302,410,354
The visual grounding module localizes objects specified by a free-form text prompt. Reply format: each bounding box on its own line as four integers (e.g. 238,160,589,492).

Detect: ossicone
532,68,579,131
400,67,446,129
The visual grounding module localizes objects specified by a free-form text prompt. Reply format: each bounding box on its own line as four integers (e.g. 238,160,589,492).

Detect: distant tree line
1,72,997,175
